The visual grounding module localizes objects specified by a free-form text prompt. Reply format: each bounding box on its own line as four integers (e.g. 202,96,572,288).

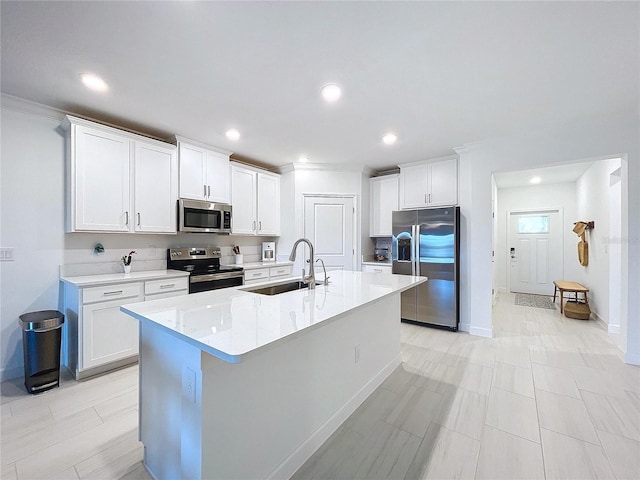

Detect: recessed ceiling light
530,176,542,184
81,73,108,92
321,84,342,102
298,156,309,163
225,129,240,141
382,133,397,145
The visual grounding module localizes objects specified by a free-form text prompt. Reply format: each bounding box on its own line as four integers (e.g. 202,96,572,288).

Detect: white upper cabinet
133,141,177,233
230,163,280,236
399,156,458,209
370,174,399,237
177,139,230,204
63,116,178,234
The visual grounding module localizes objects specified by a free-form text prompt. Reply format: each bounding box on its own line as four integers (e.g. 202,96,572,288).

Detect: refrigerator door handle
413,224,420,276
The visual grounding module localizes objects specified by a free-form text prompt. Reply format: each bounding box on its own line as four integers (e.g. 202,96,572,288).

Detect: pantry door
509,209,563,295
303,195,355,271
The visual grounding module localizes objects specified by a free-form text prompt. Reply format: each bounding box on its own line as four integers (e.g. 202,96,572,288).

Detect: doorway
508,209,563,295
303,195,355,271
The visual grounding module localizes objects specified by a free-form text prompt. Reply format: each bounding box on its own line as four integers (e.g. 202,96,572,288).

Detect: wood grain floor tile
541,428,615,480
582,390,640,441
536,389,600,444
485,387,540,443
532,363,581,398
492,361,534,398
596,429,640,480
404,422,480,480
475,426,544,479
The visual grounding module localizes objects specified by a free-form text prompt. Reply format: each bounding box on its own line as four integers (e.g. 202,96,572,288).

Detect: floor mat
514,293,556,309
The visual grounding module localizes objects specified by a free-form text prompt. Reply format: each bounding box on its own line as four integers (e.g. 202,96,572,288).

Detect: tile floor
1,292,639,479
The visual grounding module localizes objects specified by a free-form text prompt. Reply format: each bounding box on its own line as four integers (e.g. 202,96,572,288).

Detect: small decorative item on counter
121,250,136,274
93,243,105,255
232,245,240,255
232,245,242,264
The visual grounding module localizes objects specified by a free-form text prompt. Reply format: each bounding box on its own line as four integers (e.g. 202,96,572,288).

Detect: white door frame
507,207,564,295
302,193,358,271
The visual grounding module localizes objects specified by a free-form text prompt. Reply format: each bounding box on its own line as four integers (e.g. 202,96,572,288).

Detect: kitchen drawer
269,265,293,278
145,277,189,295
244,268,270,282
145,290,188,301
362,264,392,274
83,282,143,304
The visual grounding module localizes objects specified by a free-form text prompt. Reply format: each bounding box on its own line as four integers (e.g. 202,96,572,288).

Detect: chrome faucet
289,238,315,289
315,258,330,285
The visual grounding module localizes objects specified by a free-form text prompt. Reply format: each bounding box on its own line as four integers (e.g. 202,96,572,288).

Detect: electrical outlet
354,345,360,364
0,248,15,262
183,367,196,404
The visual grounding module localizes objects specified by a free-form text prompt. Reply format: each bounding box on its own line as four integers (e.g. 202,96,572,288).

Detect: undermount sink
246,280,309,296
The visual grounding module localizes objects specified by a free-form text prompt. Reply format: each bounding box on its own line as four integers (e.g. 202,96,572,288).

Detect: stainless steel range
167,247,244,293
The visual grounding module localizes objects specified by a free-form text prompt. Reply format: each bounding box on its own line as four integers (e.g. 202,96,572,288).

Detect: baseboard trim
608,324,621,334
267,354,402,480
469,325,493,338
624,351,640,366
0,365,24,383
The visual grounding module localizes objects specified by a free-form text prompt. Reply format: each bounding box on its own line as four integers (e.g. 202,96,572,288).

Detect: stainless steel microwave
178,199,232,233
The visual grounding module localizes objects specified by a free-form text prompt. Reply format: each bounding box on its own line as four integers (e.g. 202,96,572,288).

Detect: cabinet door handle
252,221,256,231
103,290,124,296
125,211,129,225
159,283,175,289
259,221,262,231
428,193,431,203
424,194,427,204
204,185,207,197
208,185,211,197
137,212,141,226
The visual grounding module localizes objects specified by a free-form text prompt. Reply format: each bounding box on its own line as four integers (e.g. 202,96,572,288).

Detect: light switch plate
0,248,14,262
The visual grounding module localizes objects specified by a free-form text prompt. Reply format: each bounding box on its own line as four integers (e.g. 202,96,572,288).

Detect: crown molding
278,162,372,175
397,153,459,169
1,94,65,122
174,135,232,156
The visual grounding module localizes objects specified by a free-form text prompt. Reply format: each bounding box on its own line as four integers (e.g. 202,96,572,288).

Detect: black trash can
19,310,64,394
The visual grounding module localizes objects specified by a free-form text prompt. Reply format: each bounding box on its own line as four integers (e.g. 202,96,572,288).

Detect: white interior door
509,209,563,295
303,195,354,271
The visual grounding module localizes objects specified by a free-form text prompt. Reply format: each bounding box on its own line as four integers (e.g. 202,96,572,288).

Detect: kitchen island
121,270,426,480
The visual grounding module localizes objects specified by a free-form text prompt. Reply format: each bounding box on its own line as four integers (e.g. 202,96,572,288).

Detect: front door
303,195,354,271
509,209,563,295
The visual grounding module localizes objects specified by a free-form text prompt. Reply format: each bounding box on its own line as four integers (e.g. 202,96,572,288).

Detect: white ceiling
493,161,595,189
1,1,638,172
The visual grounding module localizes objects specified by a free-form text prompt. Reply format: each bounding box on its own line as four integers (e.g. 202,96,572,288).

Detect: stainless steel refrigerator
392,207,460,330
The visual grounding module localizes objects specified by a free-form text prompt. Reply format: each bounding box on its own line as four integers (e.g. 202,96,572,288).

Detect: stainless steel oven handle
190,272,244,283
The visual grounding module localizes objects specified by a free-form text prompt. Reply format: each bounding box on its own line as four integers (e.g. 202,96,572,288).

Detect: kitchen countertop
60,269,190,287
232,260,293,270
121,270,425,363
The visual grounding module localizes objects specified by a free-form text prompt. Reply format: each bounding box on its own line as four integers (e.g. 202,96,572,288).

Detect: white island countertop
121,270,425,363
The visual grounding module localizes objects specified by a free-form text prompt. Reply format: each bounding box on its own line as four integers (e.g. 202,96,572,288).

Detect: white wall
575,158,622,327
457,110,639,364
1,106,66,381
278,164,369,274
495,182,579,293
0,100,274,381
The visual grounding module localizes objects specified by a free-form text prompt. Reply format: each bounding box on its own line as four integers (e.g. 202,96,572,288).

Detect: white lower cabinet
243,264,293,285
62,274,188,379
80,283,143,372
362,264,392,274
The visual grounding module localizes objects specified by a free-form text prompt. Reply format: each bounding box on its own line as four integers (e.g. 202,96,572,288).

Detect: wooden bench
553,280,589,314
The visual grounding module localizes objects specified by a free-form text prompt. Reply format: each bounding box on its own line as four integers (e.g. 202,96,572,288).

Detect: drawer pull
251,272,262,277
374,269,382,272
159,284,175,289
103,290,123,296
277,269,285,274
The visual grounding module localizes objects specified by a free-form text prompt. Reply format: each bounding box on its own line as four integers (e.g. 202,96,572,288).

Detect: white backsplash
60,234,278,277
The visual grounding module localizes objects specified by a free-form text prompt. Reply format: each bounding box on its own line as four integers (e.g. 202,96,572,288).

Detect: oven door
189,271,244,293
179,199,232,233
